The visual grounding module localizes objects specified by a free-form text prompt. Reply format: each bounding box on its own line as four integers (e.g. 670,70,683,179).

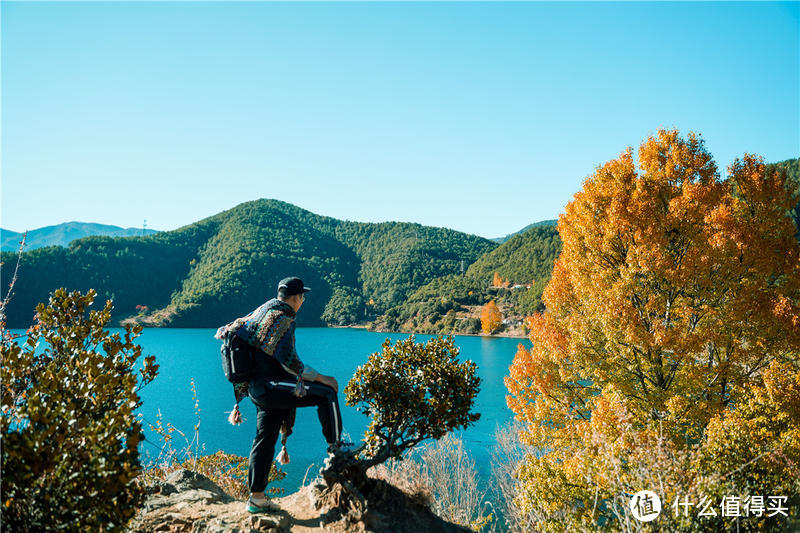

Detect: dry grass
368,433,492,531
488,422,542,533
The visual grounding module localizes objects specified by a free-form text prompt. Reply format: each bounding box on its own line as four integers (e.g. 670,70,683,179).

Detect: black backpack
221,334,253,384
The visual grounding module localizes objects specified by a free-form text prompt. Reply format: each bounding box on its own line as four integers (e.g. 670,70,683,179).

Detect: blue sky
2,1,798,239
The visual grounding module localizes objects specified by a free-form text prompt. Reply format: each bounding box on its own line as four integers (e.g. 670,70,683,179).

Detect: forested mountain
491,219,557,243
373,225,561,334
0,200,495,328
770,156,800,182
466,225,561,288
1,222,158,252
3,157,794,332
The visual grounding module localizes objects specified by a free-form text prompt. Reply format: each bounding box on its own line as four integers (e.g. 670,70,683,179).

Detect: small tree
480,300,502,334
319,335,480,518
345,336,480,470
1,288,159,532
492,272,503,287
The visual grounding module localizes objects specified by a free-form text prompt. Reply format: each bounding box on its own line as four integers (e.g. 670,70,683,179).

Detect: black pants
247,380,343,493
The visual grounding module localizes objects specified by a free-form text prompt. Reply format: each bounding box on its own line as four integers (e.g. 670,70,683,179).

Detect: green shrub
345,335,481,468
1,288,158,532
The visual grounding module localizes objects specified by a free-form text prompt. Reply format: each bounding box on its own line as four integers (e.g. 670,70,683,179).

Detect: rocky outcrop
128,469,471,533
128,470,289,533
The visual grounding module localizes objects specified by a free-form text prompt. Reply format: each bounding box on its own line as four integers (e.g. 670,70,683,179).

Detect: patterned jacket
216,298,318,381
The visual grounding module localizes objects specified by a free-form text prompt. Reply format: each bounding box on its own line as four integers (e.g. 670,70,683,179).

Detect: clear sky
2,1,798,239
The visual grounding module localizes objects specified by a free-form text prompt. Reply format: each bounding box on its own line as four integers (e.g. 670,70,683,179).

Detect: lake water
10,326,528,492
134,327,528,492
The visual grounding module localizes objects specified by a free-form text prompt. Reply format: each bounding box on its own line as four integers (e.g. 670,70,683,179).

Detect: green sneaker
247,495,278,514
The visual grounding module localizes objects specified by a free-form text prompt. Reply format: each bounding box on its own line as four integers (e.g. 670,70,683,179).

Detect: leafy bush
345,335,481,468
1,288,159,532
314,336,480,526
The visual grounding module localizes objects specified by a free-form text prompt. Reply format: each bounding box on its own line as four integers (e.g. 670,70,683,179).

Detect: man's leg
257,380,343,444
305,381,343,445
248,402,287,494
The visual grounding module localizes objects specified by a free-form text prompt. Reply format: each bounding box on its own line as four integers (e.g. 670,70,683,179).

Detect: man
220,277,344,513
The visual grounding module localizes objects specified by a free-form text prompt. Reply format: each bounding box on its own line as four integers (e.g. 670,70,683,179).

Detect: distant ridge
0,200,496,328
1,222,158,252
491,219,557,244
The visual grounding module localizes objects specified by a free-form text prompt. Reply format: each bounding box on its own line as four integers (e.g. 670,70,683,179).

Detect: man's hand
317,374,338,393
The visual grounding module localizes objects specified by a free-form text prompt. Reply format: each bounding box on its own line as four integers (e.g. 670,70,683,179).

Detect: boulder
144,470,234,513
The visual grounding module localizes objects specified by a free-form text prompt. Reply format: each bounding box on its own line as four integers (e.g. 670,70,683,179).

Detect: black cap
278,277,311,296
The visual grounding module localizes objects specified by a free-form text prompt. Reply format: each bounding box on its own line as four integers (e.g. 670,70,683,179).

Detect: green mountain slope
332,221,494,312
373,225,561,335
466,225,561,287
164,201,363,327
1,222,158,252
0,218,220,328
0,200,495,328
491,219,557,243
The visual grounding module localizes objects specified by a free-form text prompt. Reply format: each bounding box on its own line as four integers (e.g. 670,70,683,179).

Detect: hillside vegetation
3,157,795,332
769,157,800,237
491,219,556,243
372,225,561,335
0,200,495,328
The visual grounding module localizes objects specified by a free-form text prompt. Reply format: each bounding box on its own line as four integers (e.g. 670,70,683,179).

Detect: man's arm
281,357,338,391
285,361,337,392
314,374,339,392
273,321,338,391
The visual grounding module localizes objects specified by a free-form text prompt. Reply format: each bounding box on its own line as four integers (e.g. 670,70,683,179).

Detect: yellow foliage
480,300,502,334
506,130,800,530
492,272,503,287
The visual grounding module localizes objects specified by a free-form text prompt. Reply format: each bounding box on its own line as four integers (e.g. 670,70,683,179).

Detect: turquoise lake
133,327,529,492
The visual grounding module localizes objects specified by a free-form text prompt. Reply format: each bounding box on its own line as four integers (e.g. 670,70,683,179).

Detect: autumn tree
480,300,503,334
492,272,503,287
506,130,800,531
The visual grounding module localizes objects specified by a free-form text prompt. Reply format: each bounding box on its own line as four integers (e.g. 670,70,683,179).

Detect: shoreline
365,326,527,340
110,320,528,339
